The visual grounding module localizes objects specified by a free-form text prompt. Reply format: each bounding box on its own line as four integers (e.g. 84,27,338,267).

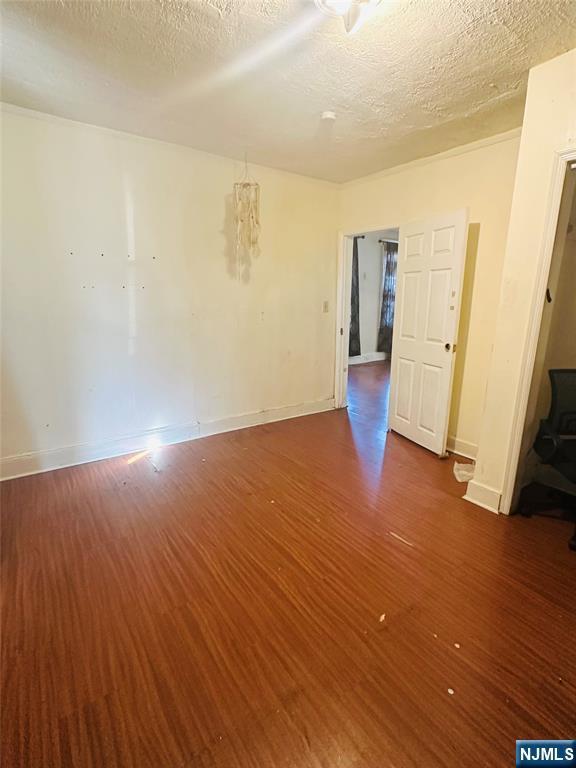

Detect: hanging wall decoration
233,155,260,273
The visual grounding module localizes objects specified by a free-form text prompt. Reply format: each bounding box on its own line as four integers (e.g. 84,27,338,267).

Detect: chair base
518,482,576,552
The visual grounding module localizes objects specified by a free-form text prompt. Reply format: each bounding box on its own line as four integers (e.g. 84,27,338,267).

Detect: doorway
511,163,576,531
345,229,399,432
335,210,469,458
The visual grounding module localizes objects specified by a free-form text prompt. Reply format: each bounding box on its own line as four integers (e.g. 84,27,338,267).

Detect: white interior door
389,210,468,455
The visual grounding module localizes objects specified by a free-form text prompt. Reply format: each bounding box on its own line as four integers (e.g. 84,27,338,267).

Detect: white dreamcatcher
233,155,260,273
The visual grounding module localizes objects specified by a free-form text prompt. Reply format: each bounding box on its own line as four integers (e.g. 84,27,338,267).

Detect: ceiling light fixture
314,0,382,34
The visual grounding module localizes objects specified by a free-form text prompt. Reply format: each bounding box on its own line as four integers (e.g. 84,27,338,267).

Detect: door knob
445,343,451,351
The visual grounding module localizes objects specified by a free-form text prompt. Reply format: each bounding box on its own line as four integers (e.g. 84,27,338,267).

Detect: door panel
425,269,451,343
418,363,441,433
396,357,415,422
400,272,420,339
406,232,425,258
389,210,468,455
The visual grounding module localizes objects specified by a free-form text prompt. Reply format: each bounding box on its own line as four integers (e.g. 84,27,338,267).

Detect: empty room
1,2,575,767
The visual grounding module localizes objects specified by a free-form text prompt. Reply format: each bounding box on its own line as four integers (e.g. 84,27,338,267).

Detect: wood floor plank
2,362,575,767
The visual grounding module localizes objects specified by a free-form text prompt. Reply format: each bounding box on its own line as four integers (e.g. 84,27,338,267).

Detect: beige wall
467,48,576,513
1,106,338,477
1,106,525,479
339,131,521,457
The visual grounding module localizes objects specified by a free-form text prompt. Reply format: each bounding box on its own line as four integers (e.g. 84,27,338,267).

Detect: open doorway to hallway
347,228,399,432
337,209,468,457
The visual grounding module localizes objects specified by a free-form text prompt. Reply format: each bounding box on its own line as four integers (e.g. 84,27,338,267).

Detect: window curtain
377,240,398,355
349,236,361,357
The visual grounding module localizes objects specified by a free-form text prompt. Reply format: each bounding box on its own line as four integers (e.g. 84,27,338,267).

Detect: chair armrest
535,420,562,463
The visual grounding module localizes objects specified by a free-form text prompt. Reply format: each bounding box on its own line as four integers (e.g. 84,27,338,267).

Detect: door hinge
340,327,343,336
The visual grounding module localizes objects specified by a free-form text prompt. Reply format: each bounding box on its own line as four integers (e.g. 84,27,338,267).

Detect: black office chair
524,369,576,550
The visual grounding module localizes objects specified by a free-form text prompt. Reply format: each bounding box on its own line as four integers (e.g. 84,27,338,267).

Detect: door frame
499,147,576,515
334,223,399,408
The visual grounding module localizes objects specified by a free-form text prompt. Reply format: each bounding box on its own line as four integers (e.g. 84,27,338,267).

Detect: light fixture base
314,0,383,34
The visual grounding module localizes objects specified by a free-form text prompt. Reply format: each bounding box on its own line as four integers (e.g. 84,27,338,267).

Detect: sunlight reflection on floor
346,361,390,494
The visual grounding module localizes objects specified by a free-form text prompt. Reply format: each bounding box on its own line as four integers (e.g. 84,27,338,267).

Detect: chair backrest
548,369,576,435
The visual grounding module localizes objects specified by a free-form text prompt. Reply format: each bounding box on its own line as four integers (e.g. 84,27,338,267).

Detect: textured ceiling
2,0,576,182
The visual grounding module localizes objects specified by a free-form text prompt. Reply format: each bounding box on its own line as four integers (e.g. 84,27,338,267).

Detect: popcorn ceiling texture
2,0,575,181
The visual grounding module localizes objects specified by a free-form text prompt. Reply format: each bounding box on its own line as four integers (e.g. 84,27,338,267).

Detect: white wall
340,130,521,458
468,48,576,514
349,233,385,364
0,106,339,478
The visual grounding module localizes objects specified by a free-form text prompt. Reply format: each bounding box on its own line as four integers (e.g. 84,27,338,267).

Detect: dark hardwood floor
2,361,575,767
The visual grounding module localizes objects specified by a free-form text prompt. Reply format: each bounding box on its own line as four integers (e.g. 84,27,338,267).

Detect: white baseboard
446,435,478,460
0,398,335,481
463,478,501,514
348,352,388,365
196,398,335,439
